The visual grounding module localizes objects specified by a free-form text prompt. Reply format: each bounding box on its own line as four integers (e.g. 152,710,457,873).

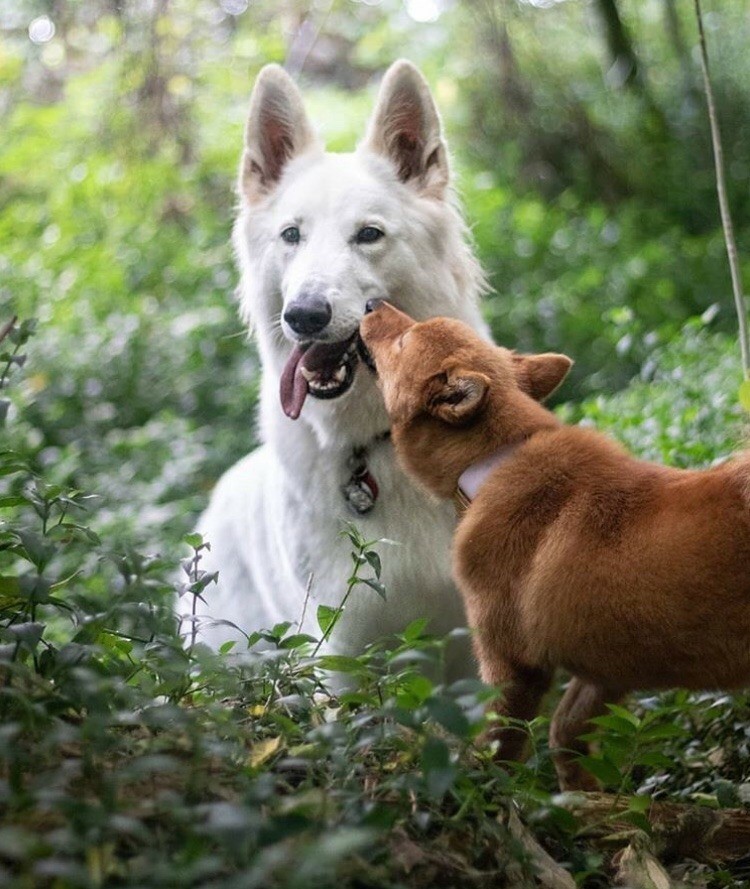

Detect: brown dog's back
456,426,750,692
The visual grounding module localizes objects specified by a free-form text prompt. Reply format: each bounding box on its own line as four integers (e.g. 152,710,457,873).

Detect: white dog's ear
364,60,449,198
513,353,573,401
240,65,320,204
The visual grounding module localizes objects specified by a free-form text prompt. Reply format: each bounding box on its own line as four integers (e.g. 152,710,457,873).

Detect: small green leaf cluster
578,703,686,803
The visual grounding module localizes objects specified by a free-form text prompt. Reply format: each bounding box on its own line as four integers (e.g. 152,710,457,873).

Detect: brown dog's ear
426,370,490,424
513,353,573,401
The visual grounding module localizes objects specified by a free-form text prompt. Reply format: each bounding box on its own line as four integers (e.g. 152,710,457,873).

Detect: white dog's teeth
334,366,346,383
299,367,315,382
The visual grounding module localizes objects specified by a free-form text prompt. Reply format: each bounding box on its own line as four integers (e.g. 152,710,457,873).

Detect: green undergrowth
2,314,750,888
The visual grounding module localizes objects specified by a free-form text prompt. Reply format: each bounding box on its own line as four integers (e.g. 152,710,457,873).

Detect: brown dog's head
359,302,572,498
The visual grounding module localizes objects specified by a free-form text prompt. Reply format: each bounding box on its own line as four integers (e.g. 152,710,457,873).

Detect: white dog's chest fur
191,61,488,678
195,431,466,658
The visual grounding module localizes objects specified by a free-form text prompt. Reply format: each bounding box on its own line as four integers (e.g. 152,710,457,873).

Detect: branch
693,0,749,379
559,791,750,864
0,317,16,348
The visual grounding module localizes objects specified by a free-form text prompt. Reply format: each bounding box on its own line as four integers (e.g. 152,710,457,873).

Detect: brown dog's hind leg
483,661,553,763
549,677,622,791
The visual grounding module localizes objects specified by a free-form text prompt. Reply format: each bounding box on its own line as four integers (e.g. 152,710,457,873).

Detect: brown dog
359,301,750,790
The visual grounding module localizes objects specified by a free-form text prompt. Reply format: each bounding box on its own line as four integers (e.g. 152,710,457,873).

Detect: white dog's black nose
284,296,332,336
364,298,384,314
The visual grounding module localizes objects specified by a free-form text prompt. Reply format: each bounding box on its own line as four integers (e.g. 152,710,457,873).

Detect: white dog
194,60,489,675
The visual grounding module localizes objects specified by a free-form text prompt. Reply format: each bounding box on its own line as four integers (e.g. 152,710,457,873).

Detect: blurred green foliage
2,1,750,884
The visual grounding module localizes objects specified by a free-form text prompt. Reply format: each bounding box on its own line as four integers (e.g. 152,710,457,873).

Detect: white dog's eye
281,226,301,245
355,226,384,245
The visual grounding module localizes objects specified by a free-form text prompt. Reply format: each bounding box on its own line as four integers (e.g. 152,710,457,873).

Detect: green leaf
621,810,652,833
421,736,456,798
317,605,338,637
361,577,387,600
53,522,101,545
270,621,292,641
364,550,381,579
342,523,365,548
628,795,652,814
0,496,29,509
16,530,53,568
578,755,623,787
0,576,20,595
396,673,433,707
426,696,471,738
589,714,639,735
715,780,739,808
0,463,28,477
403,617,430,642
279,633,317,650
636,751,675,770
539,804,579,834
338,691,377,706
604,704,640,727
318,655,366,674
638,722,685,741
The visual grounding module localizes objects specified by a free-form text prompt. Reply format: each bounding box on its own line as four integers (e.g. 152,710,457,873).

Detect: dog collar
342,431,390,515
455,442,522,513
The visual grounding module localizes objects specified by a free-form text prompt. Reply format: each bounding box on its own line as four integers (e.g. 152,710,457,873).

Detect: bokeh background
2,0,749,555
4,8,750,882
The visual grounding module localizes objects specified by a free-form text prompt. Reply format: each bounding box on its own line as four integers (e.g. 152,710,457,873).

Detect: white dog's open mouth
280,334,359,419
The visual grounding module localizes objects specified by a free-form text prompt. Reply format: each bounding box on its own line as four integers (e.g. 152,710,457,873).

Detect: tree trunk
560,792,750,865
594,0,640,89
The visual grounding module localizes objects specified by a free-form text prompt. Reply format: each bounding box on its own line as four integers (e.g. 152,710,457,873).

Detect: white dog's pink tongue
280,339,354,419
280,344,309,420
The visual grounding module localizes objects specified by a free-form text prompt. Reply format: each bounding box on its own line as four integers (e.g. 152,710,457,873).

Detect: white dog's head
233,60,486,445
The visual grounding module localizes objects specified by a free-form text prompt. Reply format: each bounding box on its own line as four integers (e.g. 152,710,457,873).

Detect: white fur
192,61,490,675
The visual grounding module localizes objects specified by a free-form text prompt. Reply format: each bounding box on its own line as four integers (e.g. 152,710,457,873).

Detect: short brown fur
360,302,750,790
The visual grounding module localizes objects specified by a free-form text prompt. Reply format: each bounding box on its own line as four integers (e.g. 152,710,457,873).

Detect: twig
312,534,370,656
298,572,314,633
284,0,333,80
0,316,16,347
693,0,749,379
0,317,20,390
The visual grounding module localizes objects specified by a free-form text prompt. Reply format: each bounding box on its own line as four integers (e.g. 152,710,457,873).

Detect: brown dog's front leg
482,660,552,763
549,677,622,791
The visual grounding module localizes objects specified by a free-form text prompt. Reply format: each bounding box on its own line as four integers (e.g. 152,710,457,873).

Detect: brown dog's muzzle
360,301,414,351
